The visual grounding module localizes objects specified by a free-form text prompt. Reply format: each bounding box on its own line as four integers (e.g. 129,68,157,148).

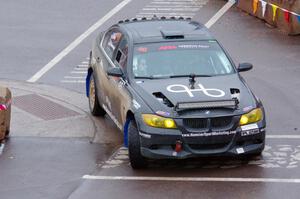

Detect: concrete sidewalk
0,80,123,198
0,79,122,145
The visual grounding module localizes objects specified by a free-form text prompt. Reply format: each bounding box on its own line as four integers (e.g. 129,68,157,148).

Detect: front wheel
88,74,106,116
128,120,148,169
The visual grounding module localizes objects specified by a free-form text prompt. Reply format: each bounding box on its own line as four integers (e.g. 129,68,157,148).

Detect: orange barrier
237,0,300,35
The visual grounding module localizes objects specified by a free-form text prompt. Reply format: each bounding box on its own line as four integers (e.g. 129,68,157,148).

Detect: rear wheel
89,74,106,116
128,120,148,169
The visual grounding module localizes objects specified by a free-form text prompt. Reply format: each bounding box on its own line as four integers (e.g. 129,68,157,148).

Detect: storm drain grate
13,94,80,120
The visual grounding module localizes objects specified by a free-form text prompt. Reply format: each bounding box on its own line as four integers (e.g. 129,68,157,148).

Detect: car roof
118,17,215,43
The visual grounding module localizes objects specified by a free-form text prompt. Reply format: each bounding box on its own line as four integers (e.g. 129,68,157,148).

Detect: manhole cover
13,94,80,120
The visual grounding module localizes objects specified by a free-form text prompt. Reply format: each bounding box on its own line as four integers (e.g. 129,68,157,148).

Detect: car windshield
132,41,235,78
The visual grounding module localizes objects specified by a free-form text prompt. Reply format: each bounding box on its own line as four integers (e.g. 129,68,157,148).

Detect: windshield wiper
169,74,212,78
134,76,169,79
135,76,155,79
135,74,212,79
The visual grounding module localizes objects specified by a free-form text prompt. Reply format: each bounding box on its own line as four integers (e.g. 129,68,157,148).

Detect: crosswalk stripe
142,8,201,11
77,64,88,67
64,76,86,79
61,80,85,83
74,67,88,71
71,71,87,74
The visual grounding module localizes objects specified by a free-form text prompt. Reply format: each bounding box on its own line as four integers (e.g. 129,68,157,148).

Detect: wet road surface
1,0,300,198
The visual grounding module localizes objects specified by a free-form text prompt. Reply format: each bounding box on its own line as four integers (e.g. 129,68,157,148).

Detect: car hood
132,74,257,117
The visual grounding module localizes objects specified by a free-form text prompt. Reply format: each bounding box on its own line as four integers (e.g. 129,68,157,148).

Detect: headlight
239,108,263,126
142,114,177,129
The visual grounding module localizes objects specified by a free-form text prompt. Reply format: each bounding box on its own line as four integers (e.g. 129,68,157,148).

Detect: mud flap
123,119,130,147
86,69,92,97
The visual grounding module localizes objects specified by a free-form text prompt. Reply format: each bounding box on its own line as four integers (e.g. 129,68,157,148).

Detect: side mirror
238,63,253,72
107,67,123,77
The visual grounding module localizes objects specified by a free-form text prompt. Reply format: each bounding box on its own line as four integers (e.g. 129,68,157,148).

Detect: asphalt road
1,0,300,198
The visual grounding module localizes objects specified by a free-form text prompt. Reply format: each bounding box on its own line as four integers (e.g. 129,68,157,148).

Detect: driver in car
135,58,148,77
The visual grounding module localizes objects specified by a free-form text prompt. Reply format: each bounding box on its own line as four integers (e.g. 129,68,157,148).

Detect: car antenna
189,73,196,89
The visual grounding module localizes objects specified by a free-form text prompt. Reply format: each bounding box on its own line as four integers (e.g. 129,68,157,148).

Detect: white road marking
146,5,202,7
74,67,88,71
267,135,300,139
153,0,206,2
153,0,206,1
146,5,202,8
27,0,131,83
71,71,87,74
60,80,85,83
82,175,300,183
152,0,207,4
81,61,89,64
138,12,195,16
136,15,194,18
205,0,236,28
142,8,201,11
77,64,88,67
64,76,86,79
138,0,208,19
0,143,5,155
153,0,201,1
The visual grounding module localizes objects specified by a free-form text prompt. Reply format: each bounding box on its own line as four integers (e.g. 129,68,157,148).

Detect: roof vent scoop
160,30,184,39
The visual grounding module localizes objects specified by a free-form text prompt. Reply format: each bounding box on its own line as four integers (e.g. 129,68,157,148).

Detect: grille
211,116,233,128
183,116,233,129
183,118,207,129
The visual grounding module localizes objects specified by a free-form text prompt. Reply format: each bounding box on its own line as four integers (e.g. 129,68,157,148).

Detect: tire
88,74,106,116
128,120,147,169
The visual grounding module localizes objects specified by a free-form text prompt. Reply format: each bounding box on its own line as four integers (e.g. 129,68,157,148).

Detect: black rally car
86,17,266,169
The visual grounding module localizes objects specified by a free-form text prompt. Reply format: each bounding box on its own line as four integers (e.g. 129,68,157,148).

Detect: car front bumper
139,125,266,159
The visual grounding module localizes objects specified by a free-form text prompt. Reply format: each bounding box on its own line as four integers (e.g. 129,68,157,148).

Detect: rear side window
102,30,122,59
114,37,129,69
